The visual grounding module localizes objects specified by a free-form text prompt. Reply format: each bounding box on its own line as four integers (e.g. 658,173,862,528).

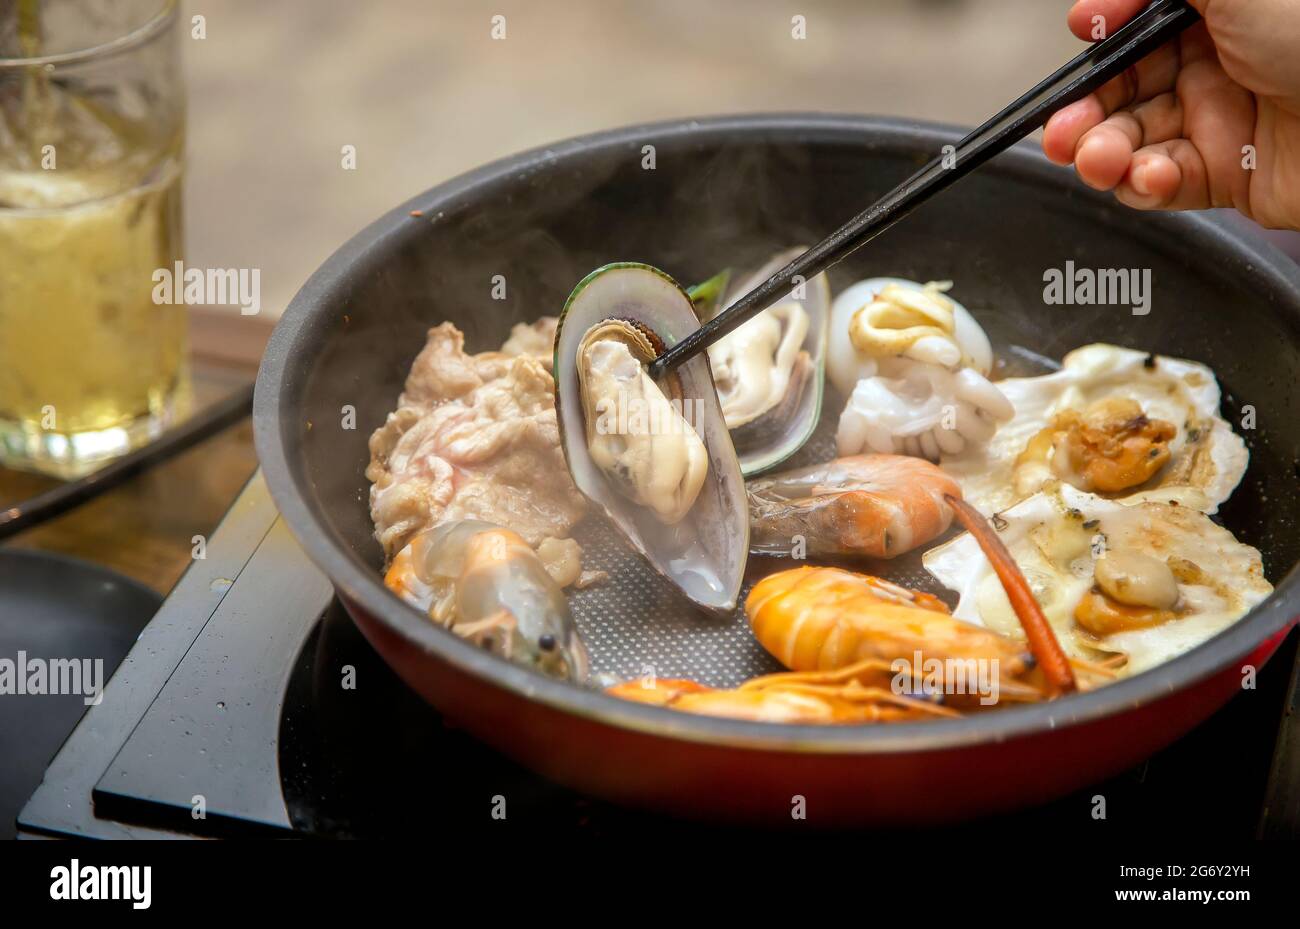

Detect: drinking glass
0,0,186,478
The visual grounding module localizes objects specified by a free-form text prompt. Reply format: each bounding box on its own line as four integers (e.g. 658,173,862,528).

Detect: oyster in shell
554,263,749,613
693,247,830,475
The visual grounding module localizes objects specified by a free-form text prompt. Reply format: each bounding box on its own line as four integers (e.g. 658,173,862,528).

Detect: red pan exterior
344,593,1291,825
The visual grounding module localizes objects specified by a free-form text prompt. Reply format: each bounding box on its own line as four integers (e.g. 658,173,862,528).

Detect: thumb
1066,1,1149,42
1067,1,1227,43
1189,0,1300,107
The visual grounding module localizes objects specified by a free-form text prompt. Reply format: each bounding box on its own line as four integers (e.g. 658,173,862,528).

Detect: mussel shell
700,247,830,476
554,263,749,614
728,350,813,449
686,268,732,322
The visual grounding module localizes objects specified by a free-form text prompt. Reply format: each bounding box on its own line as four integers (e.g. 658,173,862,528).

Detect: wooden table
0,313,269,595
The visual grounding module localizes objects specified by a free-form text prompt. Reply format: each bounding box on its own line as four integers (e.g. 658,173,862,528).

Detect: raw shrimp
385,519,589,682
746,454,961,558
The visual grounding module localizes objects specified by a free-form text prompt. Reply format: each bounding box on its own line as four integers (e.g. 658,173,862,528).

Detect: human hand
1042,0,1300,230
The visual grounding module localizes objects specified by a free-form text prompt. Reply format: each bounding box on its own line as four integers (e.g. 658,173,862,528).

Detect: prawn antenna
944,494,1077,694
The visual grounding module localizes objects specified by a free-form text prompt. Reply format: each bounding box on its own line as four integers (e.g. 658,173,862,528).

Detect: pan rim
254,112,1300,755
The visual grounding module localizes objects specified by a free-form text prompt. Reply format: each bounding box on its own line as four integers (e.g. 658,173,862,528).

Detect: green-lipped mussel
691,247,830,476
554,263,748,613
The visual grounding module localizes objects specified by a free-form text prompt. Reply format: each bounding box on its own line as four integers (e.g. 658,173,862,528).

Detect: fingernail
1130,165,1150,196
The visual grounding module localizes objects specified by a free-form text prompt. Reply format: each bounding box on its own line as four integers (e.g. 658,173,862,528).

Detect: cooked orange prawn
607,661,957,724
746,566,1065,704
746,454,961,558
746,511,1116,708
748,567,1012,670
607,495,1104,722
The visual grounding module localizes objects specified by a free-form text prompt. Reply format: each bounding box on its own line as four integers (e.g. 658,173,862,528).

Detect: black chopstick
647,0,1201,380
0,382,254,542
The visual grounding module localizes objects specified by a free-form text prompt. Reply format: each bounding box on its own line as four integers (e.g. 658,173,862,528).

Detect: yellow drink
0,0,187,477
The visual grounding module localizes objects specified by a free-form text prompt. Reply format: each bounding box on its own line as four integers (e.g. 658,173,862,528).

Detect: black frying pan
254,115,1300,823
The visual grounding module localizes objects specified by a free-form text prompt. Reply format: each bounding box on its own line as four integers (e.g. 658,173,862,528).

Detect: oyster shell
554,263,749,613
694,247,830,475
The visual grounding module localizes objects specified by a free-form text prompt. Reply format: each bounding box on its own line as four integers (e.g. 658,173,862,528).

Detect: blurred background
183,0,1085,322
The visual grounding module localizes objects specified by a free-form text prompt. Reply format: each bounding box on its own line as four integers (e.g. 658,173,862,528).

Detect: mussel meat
576,318,708,525
693,247,830,475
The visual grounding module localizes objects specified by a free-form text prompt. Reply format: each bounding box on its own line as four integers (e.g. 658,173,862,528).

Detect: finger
1075,117,1141,190
1073,93,1185,189
1091,42,1183,116
1114,141,1211,212
1042,44,1181,164
1129,92,1186,145
1067,0,1147,42
1044,97,1107,164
